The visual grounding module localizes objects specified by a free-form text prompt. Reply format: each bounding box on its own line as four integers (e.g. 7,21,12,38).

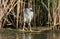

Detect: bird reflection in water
22,33,32,39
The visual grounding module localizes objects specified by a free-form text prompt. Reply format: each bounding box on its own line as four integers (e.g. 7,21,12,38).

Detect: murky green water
0,29,60,39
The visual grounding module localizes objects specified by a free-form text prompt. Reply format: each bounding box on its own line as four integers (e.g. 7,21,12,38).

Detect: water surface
0,30,60,39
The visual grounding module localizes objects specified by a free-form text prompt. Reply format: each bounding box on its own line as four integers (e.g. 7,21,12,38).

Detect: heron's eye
30,9,33,11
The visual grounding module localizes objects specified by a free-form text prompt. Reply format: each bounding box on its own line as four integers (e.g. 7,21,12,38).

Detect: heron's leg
23,23,25,31
28,22,32,31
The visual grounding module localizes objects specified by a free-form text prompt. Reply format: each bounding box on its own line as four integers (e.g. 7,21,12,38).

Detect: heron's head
28,7,33,11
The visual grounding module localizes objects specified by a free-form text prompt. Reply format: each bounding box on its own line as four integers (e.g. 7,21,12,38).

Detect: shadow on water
0,30,60,39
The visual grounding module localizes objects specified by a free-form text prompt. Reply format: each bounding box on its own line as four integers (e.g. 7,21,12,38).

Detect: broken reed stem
16,0,20,29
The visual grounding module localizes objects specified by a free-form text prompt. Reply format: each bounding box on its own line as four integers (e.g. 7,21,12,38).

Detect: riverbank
0,27,51,33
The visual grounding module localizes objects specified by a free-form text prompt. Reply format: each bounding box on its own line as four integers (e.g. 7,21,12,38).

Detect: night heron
23,7,34,31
